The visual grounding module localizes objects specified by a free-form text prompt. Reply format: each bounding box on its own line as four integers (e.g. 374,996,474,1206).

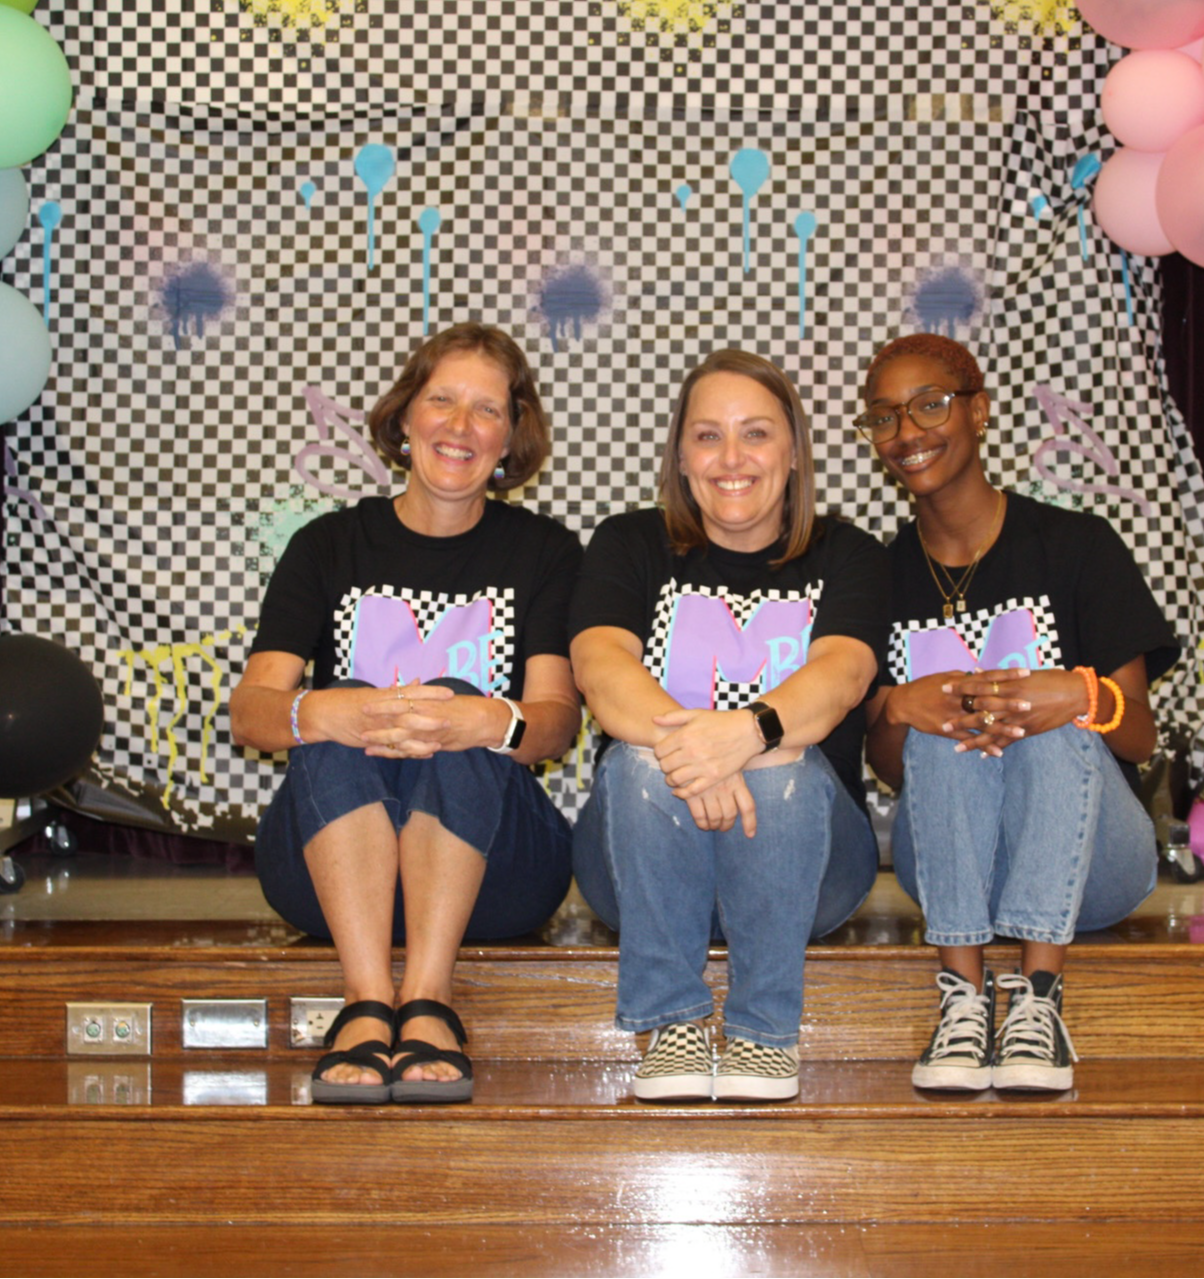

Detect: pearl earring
493,464,506,482
400,438,411,458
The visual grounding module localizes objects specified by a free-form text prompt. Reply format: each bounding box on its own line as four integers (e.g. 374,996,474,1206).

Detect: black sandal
391,998,474,1104
310,999,395,1105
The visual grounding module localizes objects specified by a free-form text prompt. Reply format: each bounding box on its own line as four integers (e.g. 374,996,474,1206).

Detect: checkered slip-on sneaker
992,971,1078,1091
911,969,995,1091
714,1037,800,1102
633,1022,713,1102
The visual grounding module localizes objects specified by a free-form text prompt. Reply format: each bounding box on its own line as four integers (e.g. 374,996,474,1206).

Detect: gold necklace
917,490,1005,621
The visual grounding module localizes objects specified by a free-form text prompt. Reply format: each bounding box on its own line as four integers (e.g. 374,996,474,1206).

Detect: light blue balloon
0,167,28,257
0,282,51,422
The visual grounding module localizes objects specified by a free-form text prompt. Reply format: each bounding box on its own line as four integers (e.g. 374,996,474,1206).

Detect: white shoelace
995,974,1079,1063
929,971,992,1059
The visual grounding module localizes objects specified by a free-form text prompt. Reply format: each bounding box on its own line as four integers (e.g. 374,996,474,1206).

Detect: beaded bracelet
1092,677,1126,734
1071,665,1098,730
290,689,309,747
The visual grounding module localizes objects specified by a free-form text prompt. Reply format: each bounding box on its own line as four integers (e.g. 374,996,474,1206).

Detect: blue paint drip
675,183,692,210
161,263,230,350
793,211,817,340
729,148,770,274
417,207,442,336
38,201,61,328
1070,153,1101,263
1030,193,1048,219
539,265,603,353
913,268,979,339
299,180,316,209
354,144,396,272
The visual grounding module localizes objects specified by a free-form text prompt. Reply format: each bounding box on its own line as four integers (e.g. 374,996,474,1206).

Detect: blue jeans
892,724,1157,947
573,743,879,1047
255,681,572,942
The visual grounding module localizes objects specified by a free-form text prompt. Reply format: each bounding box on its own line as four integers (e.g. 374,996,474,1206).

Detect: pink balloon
1094,148,1175,255
1079,0,1204,49
1102,50,1204,149
1155,122,1204,263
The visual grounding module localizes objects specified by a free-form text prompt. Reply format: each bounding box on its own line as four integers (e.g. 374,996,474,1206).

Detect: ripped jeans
572,743,879,1047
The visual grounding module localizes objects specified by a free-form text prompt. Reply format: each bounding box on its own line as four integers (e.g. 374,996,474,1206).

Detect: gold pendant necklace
918,490,1005,621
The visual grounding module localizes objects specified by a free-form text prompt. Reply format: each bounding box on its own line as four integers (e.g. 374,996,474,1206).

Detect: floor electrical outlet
66,1002,152,1056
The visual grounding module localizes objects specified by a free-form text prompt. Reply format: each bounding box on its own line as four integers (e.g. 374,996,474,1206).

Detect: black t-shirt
884,492,1180,787
250,497,583,700
568,507,890,806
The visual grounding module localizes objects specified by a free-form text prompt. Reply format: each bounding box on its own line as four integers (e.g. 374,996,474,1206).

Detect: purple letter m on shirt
663,594,814,708
348,594,497,691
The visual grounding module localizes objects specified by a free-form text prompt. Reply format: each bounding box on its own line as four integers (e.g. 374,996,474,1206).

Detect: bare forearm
865,688,908,791
765,639,878,751
571,633,679,747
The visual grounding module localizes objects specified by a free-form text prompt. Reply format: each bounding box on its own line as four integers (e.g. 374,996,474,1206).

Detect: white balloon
0,281,51,422
0,167,28,258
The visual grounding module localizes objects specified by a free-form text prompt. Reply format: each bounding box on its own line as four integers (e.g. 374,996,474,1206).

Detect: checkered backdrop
4,1,1204,840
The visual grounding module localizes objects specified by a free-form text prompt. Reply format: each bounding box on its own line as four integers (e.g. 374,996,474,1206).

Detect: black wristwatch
746,700,784,753
488,696,527,755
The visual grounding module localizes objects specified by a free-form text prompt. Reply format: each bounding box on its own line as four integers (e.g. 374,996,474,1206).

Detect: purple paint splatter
912,268,979,338
539,265,604,353
161,263,231,350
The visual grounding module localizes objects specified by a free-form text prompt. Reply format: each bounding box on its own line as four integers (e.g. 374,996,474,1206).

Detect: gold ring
992,681,1000,695
981,710,996,726
407,698,414,715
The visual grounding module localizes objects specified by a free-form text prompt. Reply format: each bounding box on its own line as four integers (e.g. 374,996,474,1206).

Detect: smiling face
403,350,512,508
867,353,989,500
677,370,797,553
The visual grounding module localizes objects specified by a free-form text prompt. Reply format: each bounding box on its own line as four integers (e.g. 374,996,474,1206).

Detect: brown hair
368,323,550,491
864,333,985,400
658,349,817,567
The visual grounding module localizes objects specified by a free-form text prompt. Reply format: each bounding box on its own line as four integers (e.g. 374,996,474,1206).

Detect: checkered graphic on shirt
331,585,516,688
2,2,1201,836
645,579,822,704
886,597,1063,687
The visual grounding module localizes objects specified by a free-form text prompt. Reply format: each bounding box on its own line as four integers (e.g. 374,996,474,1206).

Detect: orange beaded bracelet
1071,665,1098,729
1091,677,1126,734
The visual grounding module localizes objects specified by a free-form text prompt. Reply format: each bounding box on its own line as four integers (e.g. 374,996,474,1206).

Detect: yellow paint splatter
615,0,728,34
989,1,1081,37
118,626,250,807
239,0,341,30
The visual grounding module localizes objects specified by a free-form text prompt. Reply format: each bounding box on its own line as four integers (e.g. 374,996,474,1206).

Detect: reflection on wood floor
1,845,1203,1276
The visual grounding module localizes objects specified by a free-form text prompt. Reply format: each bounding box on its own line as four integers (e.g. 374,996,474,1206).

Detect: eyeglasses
852,389,977,444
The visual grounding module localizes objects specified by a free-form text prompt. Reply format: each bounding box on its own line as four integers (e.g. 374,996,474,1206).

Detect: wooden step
5,1220,1204,1278
1,930,1202,1061
2,1057,1204,1229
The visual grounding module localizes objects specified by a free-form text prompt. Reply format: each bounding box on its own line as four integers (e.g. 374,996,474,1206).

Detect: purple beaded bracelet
290,689,309,747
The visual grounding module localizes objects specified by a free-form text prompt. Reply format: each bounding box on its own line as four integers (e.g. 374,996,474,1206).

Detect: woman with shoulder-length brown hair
569,348,887,1104
230,322,582,1106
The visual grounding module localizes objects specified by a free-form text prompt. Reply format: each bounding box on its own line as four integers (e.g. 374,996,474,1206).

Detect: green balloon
0,9,71,169
0,1,39,13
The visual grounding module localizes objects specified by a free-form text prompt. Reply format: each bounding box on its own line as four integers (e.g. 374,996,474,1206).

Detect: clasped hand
356,678,457,759
651,707,761,837
940,666,1091,753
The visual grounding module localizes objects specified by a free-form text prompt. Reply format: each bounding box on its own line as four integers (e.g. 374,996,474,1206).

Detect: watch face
507,715,527,750
751,702,783,750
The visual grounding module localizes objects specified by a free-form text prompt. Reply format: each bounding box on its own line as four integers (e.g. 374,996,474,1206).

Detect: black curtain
1162,253,1204,467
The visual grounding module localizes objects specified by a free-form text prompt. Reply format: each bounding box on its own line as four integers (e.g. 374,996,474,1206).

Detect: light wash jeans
891,723,1157,947
572,742,879,1047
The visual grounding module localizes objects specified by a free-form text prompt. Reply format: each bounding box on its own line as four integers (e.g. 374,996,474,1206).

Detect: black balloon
0,635,104,799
